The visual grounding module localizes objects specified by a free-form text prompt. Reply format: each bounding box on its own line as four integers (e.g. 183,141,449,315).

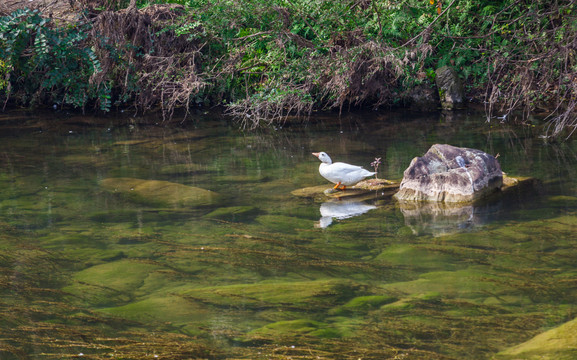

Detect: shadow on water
0,109,576,359
399,177,546,237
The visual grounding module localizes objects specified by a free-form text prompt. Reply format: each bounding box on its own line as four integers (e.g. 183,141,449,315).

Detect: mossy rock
159,163,208,175
203,206,260,221
380,268,508,301
65,259,166,306
380,291,442,313
496,317,577,360
90,209,196,224
99,177,220,207
247,319,342,340
291,179,398,202
374,244,462,271
291,184,346,200
380,298,414,311
255,214,315,233
483,295,533,306
501,174,537,190
179,279,360,310
100,295,210,335
330,295,397,315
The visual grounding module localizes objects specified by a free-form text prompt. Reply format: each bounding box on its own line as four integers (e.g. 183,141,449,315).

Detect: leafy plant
0,59,8,92
2,0,577,137
0,8,110,111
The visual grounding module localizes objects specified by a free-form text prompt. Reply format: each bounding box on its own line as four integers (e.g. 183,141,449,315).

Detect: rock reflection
398,200,502,236
316,200,377,228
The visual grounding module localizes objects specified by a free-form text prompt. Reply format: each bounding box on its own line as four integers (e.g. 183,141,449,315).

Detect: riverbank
1,0,576,138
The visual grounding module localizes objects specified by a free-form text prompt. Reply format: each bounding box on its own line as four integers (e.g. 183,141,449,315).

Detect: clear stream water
0,109,576,359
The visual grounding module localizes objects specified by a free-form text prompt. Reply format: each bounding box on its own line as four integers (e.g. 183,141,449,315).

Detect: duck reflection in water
316,200,377,228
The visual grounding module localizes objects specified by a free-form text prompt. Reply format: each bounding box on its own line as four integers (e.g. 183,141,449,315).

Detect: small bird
312,152,376,190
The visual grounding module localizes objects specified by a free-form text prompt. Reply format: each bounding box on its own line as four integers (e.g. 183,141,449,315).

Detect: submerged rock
247,319,342,340
178,279,361,310
65,259,165,306
435,66,465,110
100,177,219,207
203,206,260,221
330,295,397,315
159,163,208,175
394,144,502,203
496,317,577,359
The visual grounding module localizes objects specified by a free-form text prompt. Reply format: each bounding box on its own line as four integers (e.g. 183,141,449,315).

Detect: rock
159,163,208,175
394,144,502,203
496,317,577,360
64,259,165,306
355,178,398,190
330,295,397,315
500,175,541,198
291,179,399,202
247,319,342,340
178,279,361,310
100,177,219,207
407,84,440,111
435,66,465,110
203,206,259,221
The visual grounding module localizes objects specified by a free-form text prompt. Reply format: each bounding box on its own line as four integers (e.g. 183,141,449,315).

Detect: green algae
330,295,398,315
1,112,577,359
203,206,260,221
496,317,577,360
99,177,221,207
374,244,463,271
88,209,199,223
65,260,166,306
159,163,209,175
100,295,211,335
178,279,361,310
247,319,342,340
255,214,316,234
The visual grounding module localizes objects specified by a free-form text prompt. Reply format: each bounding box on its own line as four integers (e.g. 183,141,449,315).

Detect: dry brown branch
88,4,205,120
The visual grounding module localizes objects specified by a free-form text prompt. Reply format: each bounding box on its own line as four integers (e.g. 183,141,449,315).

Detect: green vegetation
0,8,110,111
1,0,576,136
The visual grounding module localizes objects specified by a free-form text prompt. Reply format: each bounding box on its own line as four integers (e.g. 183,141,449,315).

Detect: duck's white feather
313,152,375,186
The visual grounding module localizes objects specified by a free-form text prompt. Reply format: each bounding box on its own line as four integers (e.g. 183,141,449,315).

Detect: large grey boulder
394,144,503,203
435,66,464,110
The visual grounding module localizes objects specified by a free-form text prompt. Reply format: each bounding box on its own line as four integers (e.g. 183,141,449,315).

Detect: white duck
312,152,376,190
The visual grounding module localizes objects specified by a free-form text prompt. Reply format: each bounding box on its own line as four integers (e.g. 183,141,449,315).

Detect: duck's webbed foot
333,182,347,191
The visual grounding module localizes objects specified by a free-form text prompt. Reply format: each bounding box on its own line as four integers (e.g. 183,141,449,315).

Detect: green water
0,109,576,359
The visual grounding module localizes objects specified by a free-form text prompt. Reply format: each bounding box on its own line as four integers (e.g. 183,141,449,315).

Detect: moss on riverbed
496,317,577,360
1,119,577,360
